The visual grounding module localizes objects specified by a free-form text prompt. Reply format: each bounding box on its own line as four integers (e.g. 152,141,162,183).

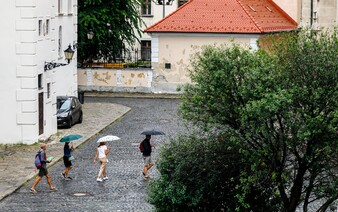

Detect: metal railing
82,48,151,68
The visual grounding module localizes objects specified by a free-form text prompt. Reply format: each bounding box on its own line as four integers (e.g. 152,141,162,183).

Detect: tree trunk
287,162,307,212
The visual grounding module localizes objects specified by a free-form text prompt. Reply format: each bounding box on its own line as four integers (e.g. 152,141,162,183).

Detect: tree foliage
148,133,254,211
151,29,338,211
77,0,143,65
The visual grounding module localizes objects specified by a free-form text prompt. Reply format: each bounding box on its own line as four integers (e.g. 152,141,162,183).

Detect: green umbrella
59,134,82,142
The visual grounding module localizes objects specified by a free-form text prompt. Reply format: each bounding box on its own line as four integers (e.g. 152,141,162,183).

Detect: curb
84,91,181,99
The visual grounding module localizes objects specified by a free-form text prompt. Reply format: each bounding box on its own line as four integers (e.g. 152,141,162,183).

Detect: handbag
69,156,75,161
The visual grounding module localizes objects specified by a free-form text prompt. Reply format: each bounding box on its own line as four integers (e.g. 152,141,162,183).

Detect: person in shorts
142,135,154,179
30,143,57,193
61,142,74,180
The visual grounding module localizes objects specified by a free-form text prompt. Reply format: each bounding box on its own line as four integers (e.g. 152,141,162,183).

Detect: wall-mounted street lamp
44,44,75,71
155,0,174,18
87,29,94,40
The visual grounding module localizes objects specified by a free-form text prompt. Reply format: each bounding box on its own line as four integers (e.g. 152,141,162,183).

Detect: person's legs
31,176,42,190
97,157,107,179
64,166,72,177
46,174,53,188
62,157,73,177
143,156,153,178
103,163,107,178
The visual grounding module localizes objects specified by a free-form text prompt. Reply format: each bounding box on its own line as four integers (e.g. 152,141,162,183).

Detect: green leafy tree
148,133,255,211
78,0,143,65
159,29,338,211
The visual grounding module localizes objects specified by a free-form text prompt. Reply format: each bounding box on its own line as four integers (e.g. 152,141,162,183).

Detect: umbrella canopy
59,134,82,142
141,130,165,135
97,135,120,143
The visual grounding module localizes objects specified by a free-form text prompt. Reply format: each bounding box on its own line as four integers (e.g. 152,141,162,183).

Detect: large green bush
148,133,271,211
149,29,338,211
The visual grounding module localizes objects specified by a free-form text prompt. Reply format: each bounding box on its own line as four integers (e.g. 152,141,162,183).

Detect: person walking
30,143,57,193
61,142,74,180
93,142,110,182
142,135,154,179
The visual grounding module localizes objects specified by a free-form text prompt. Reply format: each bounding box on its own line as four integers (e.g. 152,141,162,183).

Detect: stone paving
0,96,184,211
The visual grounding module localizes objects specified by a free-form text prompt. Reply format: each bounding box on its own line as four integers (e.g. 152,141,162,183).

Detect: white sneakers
97,176,108,182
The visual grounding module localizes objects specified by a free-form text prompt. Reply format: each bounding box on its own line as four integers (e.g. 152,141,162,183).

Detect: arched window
58,26,62,57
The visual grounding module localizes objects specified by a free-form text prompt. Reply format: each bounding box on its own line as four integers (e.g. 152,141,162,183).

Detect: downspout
310,0,313,27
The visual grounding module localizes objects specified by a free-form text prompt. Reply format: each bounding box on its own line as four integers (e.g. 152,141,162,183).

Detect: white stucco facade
0,0,78,144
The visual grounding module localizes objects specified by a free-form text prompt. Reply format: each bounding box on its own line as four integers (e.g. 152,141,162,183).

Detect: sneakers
61,172,66,178
50,187,58,192
65,176,73,180
103,176,108,180
30,188,37,194
97,178,103,182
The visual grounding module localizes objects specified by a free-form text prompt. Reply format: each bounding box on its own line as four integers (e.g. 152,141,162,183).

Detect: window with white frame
141,0,152,16
58,26,62,57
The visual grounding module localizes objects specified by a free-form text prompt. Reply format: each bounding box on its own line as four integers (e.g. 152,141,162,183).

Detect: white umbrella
97,135,120,143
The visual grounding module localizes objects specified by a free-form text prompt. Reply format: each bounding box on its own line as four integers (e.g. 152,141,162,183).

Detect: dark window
178,0,189,7
47,83,50,98
141,41,151,61
165,63,171,69
38,20,42,36
38,74,43,89
142,0,151,16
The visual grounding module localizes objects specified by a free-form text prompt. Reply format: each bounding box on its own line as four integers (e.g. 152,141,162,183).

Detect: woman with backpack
93,142,110,182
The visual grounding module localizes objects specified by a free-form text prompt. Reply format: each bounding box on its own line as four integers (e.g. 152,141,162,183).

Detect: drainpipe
310,0,313,27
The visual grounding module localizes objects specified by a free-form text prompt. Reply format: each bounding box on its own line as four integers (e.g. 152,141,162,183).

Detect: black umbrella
141,130,165,135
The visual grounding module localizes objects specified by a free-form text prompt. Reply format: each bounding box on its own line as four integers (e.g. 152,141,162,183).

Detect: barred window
141,0,151,16
141,41,151,61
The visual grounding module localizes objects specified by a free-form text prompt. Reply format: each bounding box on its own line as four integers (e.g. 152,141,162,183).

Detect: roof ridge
144,0,297,34
236,0,263,33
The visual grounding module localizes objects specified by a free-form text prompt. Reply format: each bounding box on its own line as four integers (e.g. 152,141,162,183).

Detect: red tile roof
145,0,298,34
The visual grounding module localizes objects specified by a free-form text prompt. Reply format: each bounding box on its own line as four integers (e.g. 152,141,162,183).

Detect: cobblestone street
0,97,184,211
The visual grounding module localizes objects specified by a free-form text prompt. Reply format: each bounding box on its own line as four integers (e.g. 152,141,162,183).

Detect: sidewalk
0,101,131,201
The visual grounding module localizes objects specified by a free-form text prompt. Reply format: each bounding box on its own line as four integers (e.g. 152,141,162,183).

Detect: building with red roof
144,0,297,93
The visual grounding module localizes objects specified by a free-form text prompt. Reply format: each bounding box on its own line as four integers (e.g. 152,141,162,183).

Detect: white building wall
0,1,21,143
0,0,77,144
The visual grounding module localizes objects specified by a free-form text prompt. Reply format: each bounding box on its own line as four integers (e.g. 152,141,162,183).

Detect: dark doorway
38,92,44,135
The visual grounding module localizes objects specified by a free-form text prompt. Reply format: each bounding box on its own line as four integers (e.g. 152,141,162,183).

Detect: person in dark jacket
61,142,74,180
142,135,154,179
30,143,57,193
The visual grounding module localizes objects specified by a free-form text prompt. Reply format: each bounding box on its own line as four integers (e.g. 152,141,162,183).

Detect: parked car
57,96,83,128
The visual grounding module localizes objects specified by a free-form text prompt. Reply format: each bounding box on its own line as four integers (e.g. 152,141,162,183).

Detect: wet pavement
0,96,184,211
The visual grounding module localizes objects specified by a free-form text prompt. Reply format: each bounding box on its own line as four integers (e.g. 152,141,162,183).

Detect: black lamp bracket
44,61,68,71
